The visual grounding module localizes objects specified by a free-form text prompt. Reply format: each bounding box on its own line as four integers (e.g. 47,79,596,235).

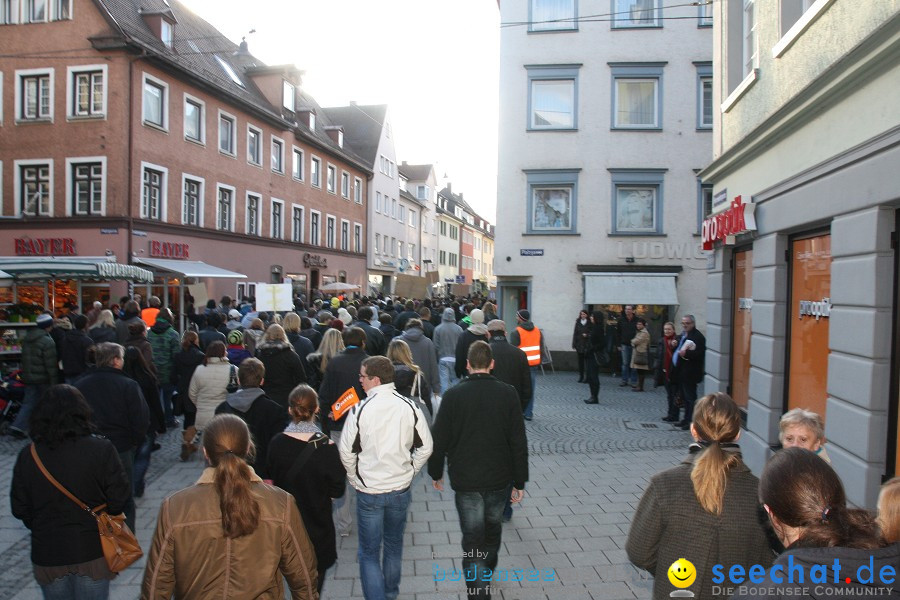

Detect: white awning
0,257,154,282
135,258,246,279
583,272,679,305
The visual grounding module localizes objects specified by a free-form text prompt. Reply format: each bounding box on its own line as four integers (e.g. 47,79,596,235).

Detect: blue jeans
132,432,154,496
11,384,50,434
455,487,508,599
357,487,412,600
620,345,637,384
523,367,538,418
439,358,458,395
159,383,175,424
40,573,110,599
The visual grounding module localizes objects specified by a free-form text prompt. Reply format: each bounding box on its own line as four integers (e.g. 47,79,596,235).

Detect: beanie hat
36,313,54,328
330,297,340,308
470,309,485,324
487,319,506,332
227,330,244,345
517,309,530,321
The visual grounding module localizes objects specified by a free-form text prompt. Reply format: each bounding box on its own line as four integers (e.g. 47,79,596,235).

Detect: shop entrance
499,283,529,332
310,269,320,293
731,249,753,411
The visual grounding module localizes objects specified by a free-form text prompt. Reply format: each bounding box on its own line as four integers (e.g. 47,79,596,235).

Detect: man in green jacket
9,313,58,438
147,308,180,428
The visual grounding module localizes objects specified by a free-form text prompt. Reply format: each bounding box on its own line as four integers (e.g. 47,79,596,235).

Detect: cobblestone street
0,371,692,600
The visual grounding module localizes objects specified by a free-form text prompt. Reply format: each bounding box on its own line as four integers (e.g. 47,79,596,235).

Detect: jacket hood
256,340,293,355
442,308,456,322
517,321,535,331
402,327,424,342
225,387,267,412
468,323,489,336
150,320,171,334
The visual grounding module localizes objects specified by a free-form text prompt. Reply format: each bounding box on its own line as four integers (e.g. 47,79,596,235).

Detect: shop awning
135,258,247,279
583,272,679,305
0,257,154,282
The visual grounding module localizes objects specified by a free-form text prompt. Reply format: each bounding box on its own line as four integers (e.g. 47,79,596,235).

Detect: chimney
235,37,250,56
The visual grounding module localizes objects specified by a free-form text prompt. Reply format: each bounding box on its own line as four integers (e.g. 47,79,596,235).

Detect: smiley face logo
667,558,696,589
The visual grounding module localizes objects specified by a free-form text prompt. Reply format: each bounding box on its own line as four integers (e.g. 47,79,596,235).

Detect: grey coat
401,327,440,395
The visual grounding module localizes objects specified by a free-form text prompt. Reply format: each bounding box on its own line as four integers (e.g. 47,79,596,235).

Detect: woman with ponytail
626,393,774,600
141,414,318,599
732,449,898,599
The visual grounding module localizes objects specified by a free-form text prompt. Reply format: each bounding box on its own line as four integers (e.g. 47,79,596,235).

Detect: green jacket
147,319,180,384
22,327,59,385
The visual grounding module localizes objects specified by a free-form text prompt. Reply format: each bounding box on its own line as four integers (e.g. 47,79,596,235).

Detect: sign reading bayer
520,249,544,256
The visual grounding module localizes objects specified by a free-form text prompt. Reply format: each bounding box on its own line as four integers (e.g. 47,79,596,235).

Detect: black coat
74,367,149,452
455,329,489,378
317,347,367,434
393,364,433,413
286,331,315,378
489,335,533,410
60,329,94,378
255,342,307,408
173,346,205,399
393,309,419,332
198,326,226,351
572,318,592,354
618,314,638,346
215,389,289,480
11,436,130,567
127,366,165,435
88,325,117,345
671,328,706,385
300,327,322,351
352,320,386,357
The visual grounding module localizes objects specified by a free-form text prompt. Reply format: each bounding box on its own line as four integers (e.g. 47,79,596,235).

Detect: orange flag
331,387,360,421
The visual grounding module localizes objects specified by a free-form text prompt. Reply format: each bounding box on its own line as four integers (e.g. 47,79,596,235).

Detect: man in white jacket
339,355,433,600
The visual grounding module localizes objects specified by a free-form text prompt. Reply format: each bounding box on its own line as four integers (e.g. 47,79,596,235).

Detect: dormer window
282,81,295,111
309,112,316,131
325,126,344,147
160,20,173,48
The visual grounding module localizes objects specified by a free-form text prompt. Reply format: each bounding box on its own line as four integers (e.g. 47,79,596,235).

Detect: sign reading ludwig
702,195,757,251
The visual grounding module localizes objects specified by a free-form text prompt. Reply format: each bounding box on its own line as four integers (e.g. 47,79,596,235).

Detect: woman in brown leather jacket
141,414,318,599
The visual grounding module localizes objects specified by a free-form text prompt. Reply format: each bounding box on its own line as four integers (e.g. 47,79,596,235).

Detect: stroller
0,369,24,434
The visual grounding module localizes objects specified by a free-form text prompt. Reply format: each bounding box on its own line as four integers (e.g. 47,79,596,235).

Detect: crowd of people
6,292,899,600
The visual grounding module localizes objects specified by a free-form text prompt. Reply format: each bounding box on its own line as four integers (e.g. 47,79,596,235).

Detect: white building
495,0,713,361
399,163,440,281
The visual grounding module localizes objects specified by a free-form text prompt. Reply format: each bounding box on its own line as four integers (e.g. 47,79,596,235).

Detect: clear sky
179,0,501,222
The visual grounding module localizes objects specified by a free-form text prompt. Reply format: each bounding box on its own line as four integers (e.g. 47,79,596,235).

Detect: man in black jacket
74,342,149,530
198,312,226,351
60,313,93,384
486,320,532,411
670,314,706,430
353,306,386,356
429,341,528,600
617,305,639,388
215,358,288,480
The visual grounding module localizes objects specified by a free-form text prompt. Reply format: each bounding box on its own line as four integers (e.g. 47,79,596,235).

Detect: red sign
15,237,76,256
701,195,757,251
150,241,189,259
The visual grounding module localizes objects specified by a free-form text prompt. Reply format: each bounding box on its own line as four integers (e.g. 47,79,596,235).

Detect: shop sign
100,228,119,235
150,241,189,259
455,275,466,284
798,297,831,321
520,249,544,256
738,298,753,310
303,253,327,268
701,195,756,251
14,237,76,256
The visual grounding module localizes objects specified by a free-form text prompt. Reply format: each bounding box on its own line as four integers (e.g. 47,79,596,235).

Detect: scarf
284,421,321,434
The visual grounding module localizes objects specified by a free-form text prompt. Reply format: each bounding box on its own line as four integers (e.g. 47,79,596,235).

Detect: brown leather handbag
30,444,143,573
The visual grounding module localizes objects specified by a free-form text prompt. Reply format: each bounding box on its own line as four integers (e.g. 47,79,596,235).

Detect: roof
399,163,433,182
321,104,388,168
92,0,370,172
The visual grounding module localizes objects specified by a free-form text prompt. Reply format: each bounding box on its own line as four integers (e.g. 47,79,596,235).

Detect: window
391,198,397,219
142,73,167,129
183,94,204,143
376,192,382,213
375,233,381,254
416,185,429,201
308,112,316,131
181,175,203,226
354,223,362,252
530,0,576,32
355,177,363,204
214,56,244,87
16,161,52,216
2,0,13,23
440,221,447,236
65,158,104,216
68,66,106,118
310,156,321,188
698,182,713,233
341,220,349,251
326,165,336,194
399,205,406,223
341,171,349,198
698,0,713,26
409,210,417,228
778,0,826,39
310,211,321,245
55,0,71,20
27,0,46,22
439,250,446,265
271,199,284,239
696,62,713,129
271,137,284,173
409,244,415,260
383,235,389,255
217,185,235,231
292,147,304,180
291,205,304,242
450,224,458,240
609,168,666,235
390,237,396,257
612,0,660,28
247,125,262,166
527,65,579,130
398,241,405,259
160,20,173,48
218,111,236,155
246,193,260,235
282,81,295,111
525,169,579,234
610,63,664,130
743,0,758,77
326,215,336,248
17,69,53,121
140,163,166,220
449,253,457,267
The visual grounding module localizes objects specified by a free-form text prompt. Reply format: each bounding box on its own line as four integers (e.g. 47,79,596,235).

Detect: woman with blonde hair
88,309,117,344
387,338,433,413
282,312,315,368
254,324,306,407
305,328,345,391
877,477,900,544
629,317,651,392
627,393,773,600
142,414,318,599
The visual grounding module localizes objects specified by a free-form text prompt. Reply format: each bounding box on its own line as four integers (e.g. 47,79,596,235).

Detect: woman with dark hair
627,393,773,600
572,309,592,383
11,385,130,599
732,449,897,599
583,311,605,404
629,317,651,392
173,331,204,461
187,341,232,454
268,385,346,594
142,414,318,598
254,324,306,408
657,321,681,421
123,346,165,498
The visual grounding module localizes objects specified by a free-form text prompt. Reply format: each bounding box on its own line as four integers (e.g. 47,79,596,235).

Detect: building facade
495,0,713,359
700,0,900,506
0,0,369,313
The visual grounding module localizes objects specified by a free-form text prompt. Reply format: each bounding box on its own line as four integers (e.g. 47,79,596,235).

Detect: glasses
359,373,374,380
